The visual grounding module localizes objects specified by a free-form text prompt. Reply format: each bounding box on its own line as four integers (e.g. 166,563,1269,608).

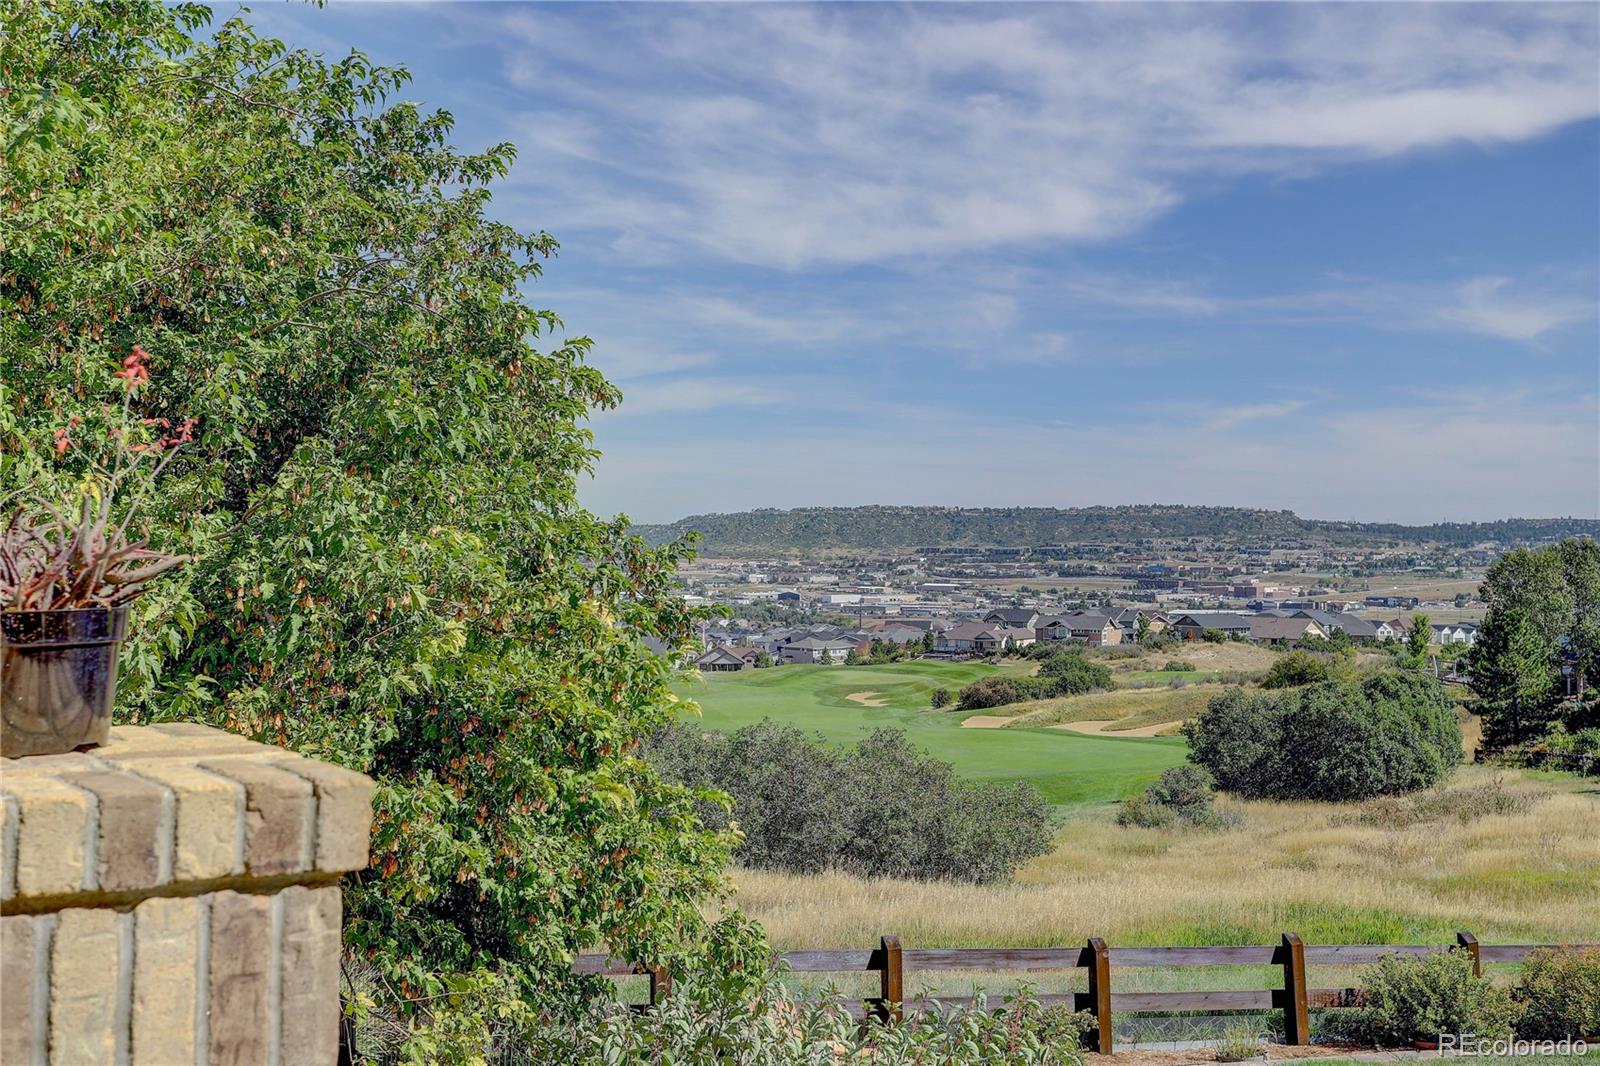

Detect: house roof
786,637,856,650
942,621,1008,641
1171,613,1253,630
1249,616,1321,640
695,646,749,664
984,608,1040,626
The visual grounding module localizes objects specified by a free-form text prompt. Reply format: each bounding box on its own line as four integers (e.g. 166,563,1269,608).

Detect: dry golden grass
1005,685,1222,728
722,766,1600,953
1097,642,1279,674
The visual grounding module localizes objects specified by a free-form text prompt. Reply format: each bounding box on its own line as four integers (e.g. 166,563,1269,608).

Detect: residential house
694,645,761,672
1372,619,1408,642
1248,616,1328,643
1036,611,1123,646
1169,613,1254,641
984,607,1041,630
1110,607,1168,637
779,637,857,664
937,622,1033,656
862,624,928,646
1431,622,1480,646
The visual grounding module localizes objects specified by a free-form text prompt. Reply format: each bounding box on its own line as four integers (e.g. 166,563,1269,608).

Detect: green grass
676,661,1186,808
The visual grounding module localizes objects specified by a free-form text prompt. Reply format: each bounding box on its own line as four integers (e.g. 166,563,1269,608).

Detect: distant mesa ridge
634,505,1600,552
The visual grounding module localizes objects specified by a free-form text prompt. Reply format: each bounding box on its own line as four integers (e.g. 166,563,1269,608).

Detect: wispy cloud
1435,276,1595,342
1205,401,1307,432
492,3,1597,269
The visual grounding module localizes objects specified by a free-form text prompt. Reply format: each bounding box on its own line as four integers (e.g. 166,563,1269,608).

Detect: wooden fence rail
573,934,1597,1053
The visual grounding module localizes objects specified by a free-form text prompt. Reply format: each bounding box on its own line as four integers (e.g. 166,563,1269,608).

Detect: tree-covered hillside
636,505,1600,554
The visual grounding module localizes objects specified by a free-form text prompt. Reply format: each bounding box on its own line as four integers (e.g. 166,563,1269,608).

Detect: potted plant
0,346,192,757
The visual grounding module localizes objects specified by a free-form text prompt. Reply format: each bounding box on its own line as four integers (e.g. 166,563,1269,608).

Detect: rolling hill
636,504,1598,554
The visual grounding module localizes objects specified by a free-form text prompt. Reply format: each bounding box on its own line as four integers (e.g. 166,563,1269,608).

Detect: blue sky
247,2,1599,524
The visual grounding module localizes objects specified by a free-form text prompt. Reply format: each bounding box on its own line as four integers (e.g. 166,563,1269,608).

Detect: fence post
647,963,672,1005
1084,937,1112,1054
1279,933,1310,1045
877,935,903,1023
1456,931,1481,977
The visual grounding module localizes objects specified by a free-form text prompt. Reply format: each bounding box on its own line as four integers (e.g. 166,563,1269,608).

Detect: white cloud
492,3,1598,269
1205,401,1307,432
1435,277,1595,342
603,377,786,417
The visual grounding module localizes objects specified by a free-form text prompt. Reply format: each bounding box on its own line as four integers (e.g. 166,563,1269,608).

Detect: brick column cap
2,725,373,910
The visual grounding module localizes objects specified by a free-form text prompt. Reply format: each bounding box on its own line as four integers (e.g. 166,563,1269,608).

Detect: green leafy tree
1184,674,1460,801
1469,608,1559,746
1407,611,1431,664
1260,650,1333,689
3,3,730,1055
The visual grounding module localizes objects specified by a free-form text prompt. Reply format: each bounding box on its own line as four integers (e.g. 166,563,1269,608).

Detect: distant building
1431,622,1480,645
694,645,762,672
983,608,1041,630
1168,613,1254,641
779,637,856,664
1247,616,1327,643
1036,612,1123,646
937,622,1033,656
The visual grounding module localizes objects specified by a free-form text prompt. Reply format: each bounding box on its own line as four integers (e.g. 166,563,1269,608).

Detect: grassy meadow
719,766,1600,1005
677,658,1188,806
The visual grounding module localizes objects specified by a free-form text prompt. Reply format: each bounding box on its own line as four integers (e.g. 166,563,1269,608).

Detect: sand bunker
844,691,889,707
960,714,1018,728
1051,719,1183,738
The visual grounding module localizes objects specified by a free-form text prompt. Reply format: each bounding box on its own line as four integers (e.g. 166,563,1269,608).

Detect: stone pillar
1,724,373,1065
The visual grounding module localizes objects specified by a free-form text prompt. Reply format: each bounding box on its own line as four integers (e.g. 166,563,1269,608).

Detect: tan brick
199,759,312,876
131,896,199,1065
274,758,374,874
118,760,241,881
279,886,341,1065
49,908,122,1066
1,793,16,901
0,752,108,778
1,915,38,1065
207,891,273,1066
98,724,268,761
3,776,89,896
68,771,169,891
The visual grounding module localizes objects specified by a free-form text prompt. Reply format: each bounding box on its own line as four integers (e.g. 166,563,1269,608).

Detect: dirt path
1051,719,1184,737
844,691,889,707
960,714,1018,728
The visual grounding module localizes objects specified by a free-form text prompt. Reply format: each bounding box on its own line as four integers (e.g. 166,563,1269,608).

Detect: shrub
1320,950,1518,1046
1514,947,1600,1039
1163,660,1196,672
1117,766,1239,831
957,652,1112,710
518,971,1090,1065
647,722,1053,883
930,687,952,709
957,676,1034,710
1115,793,1176,829
1260,650,1333,689
1037,651,1114,695
1184,673,1462,801
1337,778,1539,829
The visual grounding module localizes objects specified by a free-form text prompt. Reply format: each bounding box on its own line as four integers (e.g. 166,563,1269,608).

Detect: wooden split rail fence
574,934,1596,1053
